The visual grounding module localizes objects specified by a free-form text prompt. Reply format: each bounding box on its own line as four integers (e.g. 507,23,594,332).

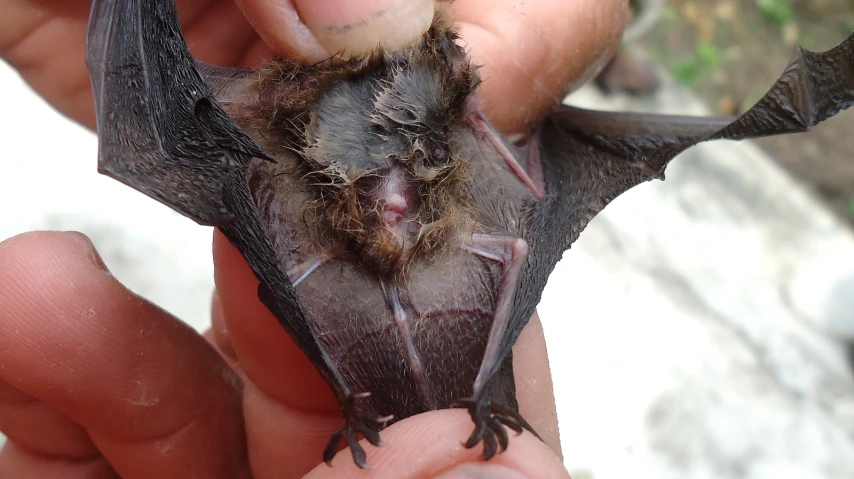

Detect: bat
85,0,854,468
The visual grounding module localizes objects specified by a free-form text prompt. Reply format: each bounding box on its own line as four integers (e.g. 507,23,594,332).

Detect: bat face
85,0,854,468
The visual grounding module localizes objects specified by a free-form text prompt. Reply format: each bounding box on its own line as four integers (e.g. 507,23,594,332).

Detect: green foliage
756,0,795,28
696,41,721,67
673,41,721,85
847,195,854,218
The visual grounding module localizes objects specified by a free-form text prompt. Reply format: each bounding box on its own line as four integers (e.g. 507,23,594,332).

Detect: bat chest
334,165,429,276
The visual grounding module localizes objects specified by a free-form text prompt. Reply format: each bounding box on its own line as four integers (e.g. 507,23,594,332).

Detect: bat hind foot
452,397,540,460
323,393,392,468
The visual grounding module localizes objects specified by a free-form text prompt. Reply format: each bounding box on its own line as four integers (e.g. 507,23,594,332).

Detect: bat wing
534,32,854,246
87,0,391,467
86,0,268,225
481,32,854,445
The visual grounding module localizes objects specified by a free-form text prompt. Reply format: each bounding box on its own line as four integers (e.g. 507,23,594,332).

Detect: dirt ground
635,0,854,224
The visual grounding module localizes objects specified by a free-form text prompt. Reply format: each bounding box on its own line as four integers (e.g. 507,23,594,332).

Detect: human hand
0,232,569,478
0,1,627,477
0,0,626,133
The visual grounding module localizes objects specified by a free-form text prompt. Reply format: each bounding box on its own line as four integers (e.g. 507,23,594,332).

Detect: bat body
85,0,854,467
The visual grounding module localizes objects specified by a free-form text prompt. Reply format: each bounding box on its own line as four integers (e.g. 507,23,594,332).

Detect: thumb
235,0,434,61
304,409,570,479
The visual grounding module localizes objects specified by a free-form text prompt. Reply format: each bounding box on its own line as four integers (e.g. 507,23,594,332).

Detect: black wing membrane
538,31,854,240
86,0,268,225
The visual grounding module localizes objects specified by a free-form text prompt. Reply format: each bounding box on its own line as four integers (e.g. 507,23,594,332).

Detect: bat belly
290,247,505,422
247,155,523,425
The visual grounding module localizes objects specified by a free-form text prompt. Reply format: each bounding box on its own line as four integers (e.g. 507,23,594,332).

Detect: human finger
304,409,570,478
0,442,117,479
0,231,248,479
0,0,272,130
236,0,434,61
0,377,99,459
455,0,628,132
513,312,561,456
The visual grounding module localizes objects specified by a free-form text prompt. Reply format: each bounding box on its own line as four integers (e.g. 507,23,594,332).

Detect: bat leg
287,243,348,287
322,392,394,467
459,234,528,395
286,256,329,287
452,396,539,459
382,282,438,410
454,233,537,458
468,113,545,199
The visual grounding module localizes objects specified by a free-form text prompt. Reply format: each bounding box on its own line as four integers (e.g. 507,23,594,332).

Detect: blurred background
2,1,854,477
632,0,854,223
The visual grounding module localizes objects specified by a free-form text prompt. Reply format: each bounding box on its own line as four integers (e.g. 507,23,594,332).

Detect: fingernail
434,463,530,479
64,231,110,273
295,0,434,58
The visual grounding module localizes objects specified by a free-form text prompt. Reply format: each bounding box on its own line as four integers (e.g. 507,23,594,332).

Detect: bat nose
385,193,408,225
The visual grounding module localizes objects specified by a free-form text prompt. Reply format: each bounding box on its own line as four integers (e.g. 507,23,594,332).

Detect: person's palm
0,1,627,477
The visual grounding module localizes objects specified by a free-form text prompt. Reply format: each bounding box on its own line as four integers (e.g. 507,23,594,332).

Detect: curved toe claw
491,402,541,441
481,427,498,460
452,397,538,460
323,394,392,468
488,418,510,452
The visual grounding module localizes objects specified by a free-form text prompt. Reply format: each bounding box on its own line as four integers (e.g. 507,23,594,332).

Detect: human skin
0,1,628,478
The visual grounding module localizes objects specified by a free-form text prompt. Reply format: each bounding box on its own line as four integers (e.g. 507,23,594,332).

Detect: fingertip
0,231,248,478
0,442,118,479
455,0,629,133
433,463,530,479
0,231,114,364
236,0,434,60
306,409,569,478
0,230,108,280
234,0,328,61
294,0,434,58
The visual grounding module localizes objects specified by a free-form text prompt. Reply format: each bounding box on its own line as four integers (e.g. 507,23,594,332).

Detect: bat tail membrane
536,31,854,235
85,0,269,226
